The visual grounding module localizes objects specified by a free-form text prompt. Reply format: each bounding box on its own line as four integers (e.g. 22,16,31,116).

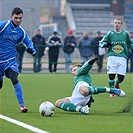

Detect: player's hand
32,53,36,57
89,57,99,65
26,48,36,56
106,43,112,48
26,48,33,54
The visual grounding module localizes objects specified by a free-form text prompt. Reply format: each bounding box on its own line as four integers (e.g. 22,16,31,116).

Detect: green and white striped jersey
99,30,133,59
74,61,92,88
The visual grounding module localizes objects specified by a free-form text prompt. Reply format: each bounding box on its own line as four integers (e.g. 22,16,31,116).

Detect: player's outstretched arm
78,57,99,74
88,57,99,65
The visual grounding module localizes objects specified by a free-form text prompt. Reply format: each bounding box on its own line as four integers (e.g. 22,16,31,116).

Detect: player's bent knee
55,98,70,107
79,86,88,96
55,100,61,107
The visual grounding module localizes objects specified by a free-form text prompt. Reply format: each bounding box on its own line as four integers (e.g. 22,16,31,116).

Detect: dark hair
53,31,58,35
71,64,82,70
97,31,101,35
11,7,23,16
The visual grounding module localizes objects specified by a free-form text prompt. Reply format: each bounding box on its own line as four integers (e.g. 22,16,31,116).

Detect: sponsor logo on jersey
112,45,123,53
3,34,18,40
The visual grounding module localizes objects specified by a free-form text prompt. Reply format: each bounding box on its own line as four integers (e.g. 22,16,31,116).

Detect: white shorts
107,56,127,75
68,81,91,106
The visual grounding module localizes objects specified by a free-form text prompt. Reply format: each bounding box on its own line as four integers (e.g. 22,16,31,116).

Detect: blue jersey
0,20,36,61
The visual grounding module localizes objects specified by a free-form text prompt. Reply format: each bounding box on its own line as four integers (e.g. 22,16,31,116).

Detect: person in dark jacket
63,30,76,73
78,31,92,65
16,43,26,73
47,31,62,73
32,29,46,72
92,31,105,72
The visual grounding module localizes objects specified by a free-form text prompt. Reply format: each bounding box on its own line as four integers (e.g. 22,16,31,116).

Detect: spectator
47,31,62,73
92,31,105,72
32,29,46,72
63,30,76,73
16,43,26,73
78,31,92,65
127,31,133,72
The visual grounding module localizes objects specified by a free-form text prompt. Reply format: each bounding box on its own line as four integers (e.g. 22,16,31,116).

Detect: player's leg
115,74,124,89
107,56,118,97
0,65,4,89
55,98,77,111
55,98,89,114
87,86,125,97
108,74,115,88
115,57,127,89
0,79,3,89
86,96,94,107
79,85,125,97
5,69,28,112
108,74,116,97
107,56,117,87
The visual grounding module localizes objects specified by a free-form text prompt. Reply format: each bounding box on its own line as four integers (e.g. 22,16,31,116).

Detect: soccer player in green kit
55,58,125,114
99,18,133,97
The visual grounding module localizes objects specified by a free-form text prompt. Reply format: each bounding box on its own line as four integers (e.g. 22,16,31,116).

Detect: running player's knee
79,86,88,96
118,75,124,82
0,80,3,89
109,74,115,80
11,77,19,85
0,82,2,89
9,73,19,85
5,70,19,85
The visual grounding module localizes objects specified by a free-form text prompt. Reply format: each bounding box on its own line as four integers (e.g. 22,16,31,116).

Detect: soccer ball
39,101,55,116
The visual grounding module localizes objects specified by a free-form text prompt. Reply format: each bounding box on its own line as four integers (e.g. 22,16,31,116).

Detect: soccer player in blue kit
0,7,36,112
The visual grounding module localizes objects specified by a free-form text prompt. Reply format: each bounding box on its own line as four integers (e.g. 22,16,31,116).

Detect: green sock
59,102,77,112
109,88,115,94
115,78,121,85
108,79,115,88
88,86,107,95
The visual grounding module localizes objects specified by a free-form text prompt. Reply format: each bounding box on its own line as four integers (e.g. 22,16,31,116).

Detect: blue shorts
0,57,19,80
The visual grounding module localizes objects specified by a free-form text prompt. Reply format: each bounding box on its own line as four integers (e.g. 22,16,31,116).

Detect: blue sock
14,82,24,107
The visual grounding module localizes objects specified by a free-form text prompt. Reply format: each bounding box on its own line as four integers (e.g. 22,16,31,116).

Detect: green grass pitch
0,73,132,133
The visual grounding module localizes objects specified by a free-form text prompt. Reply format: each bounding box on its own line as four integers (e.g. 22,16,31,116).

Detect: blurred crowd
16,29,133,73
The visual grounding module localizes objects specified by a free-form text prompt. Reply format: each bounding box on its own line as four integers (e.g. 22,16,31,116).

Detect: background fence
21,47,107,73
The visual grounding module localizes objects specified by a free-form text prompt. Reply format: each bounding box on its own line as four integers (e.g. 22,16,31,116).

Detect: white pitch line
0,114,50,133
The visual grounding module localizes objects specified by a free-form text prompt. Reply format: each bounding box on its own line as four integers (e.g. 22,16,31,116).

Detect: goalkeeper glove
89,57,99,65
